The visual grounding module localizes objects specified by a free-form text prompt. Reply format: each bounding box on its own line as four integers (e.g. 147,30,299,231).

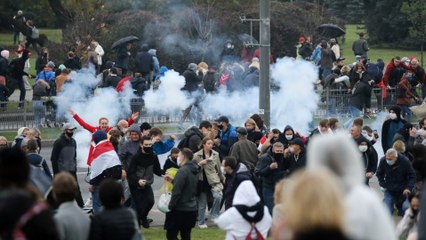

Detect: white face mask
386,160,395,166
389,113,397,120
285,135,293,141
177,157,182,166
358,145,368,152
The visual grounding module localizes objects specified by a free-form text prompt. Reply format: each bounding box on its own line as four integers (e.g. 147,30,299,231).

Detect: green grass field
142,227,227,240
339,24,422,64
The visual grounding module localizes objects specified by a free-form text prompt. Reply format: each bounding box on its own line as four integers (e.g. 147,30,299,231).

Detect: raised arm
68,108,97,133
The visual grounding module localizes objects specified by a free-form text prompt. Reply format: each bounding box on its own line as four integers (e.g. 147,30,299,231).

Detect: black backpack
177,136,190,150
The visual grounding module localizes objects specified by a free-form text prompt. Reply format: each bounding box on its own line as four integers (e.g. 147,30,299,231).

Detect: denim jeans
32,100,45,129
398,104,412,123
344,106,363,129
92,185,102,214
383,190,407,216
198,190,222,225
262,184,275,215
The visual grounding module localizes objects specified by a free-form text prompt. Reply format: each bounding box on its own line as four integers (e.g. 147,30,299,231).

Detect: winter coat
182,69,201,92
218,125,238,158
229,138,259,171
242,67,259,89
255,151,290,186
320,48,334,69
223,163,251,210
89,207,138,240
180,126,203,153
168,160,200,211
148,49,160,79
135,46,153,75
35,55,48,74
382,118,406,153
215,181,272,240
0,56,8,76
32,79,49,100
298,42,313,59
352,38,369,55
7,50,29,80
0,84,9,101
51,133,77,174
35,68,55,84
307,133,397,240
247,130,263,146
103,75,121,88
383,59,406,87
194,149,224,192
349,78,371,111
115,46,129,71
396,77,417,105
376,154,416,193
288,149,307,175
118,140,140,172
163,156,179,173
396,208,420,240
360,144,378,174
127,148,162,188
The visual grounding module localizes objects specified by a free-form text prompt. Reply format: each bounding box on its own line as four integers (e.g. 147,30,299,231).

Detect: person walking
352,32,369,57
165,148,200,240
50,123,84,207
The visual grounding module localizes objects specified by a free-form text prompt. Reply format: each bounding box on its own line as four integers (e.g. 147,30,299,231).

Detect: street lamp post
259,0,271,127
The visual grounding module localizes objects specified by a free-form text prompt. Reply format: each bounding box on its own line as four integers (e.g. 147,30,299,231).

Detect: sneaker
198,224,208,229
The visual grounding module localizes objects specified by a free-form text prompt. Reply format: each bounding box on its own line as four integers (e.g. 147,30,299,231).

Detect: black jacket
349,79,371,111
298,42,313,59
135,46,153,74
182,69,201,92
288,149,307,175
168,160,200,211
89,207,137,240
104,75,121,88
163,156,179,173
223,163,251,209
127,148,162,188
255,151,290,186
63,57,81,70
0,57,8,76
27,152,52,179
51,133,77,174
361,146,378,174
376,154,416,193
7,50,29,80
381,118,406,153
180,126,203,153
35,55,48,74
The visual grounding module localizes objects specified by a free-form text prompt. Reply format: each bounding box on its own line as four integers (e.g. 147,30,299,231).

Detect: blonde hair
282,169,345,236
244,118,258,129
392,140,406,153
274,178,288,205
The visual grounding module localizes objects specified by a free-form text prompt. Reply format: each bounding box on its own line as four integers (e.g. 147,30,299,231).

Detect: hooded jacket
223,163,251,210
381,106,406,152
215,181,272,240
8,50,29,80
181,126,203,153
51,133,77,174
168,160,200,211
135,44,153,75
255,150,290,186
127,147,162,188
307,132,397,240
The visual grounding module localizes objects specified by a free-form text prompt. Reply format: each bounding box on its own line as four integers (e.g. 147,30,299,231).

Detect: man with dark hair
222,156,251,209
215,116,238,159
140,122,152,137
178,120,212,152
89,179,140,240
383,56,406,87
150,127,175,155
51,123,84,207
352,32,369,57
26,139,52,179
135,44,154,89
53,172,90,240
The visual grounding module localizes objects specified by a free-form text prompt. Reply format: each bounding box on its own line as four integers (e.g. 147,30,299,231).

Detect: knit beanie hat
93,130,107,145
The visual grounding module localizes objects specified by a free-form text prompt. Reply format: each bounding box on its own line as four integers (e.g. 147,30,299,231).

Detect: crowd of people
1,106,426,240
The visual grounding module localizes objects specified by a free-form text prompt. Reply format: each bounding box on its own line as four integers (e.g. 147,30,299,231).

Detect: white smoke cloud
270,58,319,135
143,70,194,115
55,66,135,167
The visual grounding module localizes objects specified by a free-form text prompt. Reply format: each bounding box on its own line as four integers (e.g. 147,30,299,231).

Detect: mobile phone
373,130,379,138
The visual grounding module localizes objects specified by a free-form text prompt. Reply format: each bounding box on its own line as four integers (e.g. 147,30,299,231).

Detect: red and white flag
89,140,121,182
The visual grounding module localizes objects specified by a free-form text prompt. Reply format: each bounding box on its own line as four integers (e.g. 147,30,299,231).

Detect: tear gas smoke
55,66,135,167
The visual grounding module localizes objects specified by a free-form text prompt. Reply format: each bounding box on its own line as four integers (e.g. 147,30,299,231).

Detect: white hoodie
307,132,397,240
215,181,272,240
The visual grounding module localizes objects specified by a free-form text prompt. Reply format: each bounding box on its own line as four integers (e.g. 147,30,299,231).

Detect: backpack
234,203,266,240
31,27,39,39
245,223,265,240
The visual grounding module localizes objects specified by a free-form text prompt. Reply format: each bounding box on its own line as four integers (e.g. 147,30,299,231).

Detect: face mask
407,76,413,81
289,146,296,154
285,134,293,141
65,131,74,138
247,128,254,133
273,152,283,159
389,113,397,120
227,43,232,48
217,125,224,130
386,160,395,166
177,157,182,166
121,127,129,133
143,146,152,153
358,145,368,152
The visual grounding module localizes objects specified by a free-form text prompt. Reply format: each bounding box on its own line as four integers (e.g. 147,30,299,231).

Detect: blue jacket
153,139,175,155
376,154,416,193
35,69,55,84
218,124,238,158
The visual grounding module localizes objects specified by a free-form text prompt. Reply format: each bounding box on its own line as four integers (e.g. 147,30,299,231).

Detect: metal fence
0,87,421,131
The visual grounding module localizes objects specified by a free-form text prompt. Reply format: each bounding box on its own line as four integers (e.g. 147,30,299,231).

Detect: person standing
12,10,26,45
298,36,313,60
193,137,224,228
92,41,104,74
352,32,369,57
165,148,200,240
116,43,131,74
135,44,154,88
127,136,163,228
24,20,39,53
215,116,238,159
396,71,421,123
53,172,90,240
50,123,84,207
7,49,29,109
229,127,259,171
381,106,406,153
319,40,334,80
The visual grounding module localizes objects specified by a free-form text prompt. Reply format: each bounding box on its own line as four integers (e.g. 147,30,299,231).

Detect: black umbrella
238,33,259,45
317,24,346,38
111,36,139,49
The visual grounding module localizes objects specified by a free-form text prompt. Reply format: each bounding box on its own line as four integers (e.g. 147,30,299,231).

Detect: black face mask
247,128,254,133
273,152,283,160
217,125,224,130
65,131,74,138
143,146,153,153
412,208,419,217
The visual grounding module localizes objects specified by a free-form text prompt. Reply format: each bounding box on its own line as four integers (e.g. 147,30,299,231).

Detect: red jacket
382,59,398,86
73,114,135,164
